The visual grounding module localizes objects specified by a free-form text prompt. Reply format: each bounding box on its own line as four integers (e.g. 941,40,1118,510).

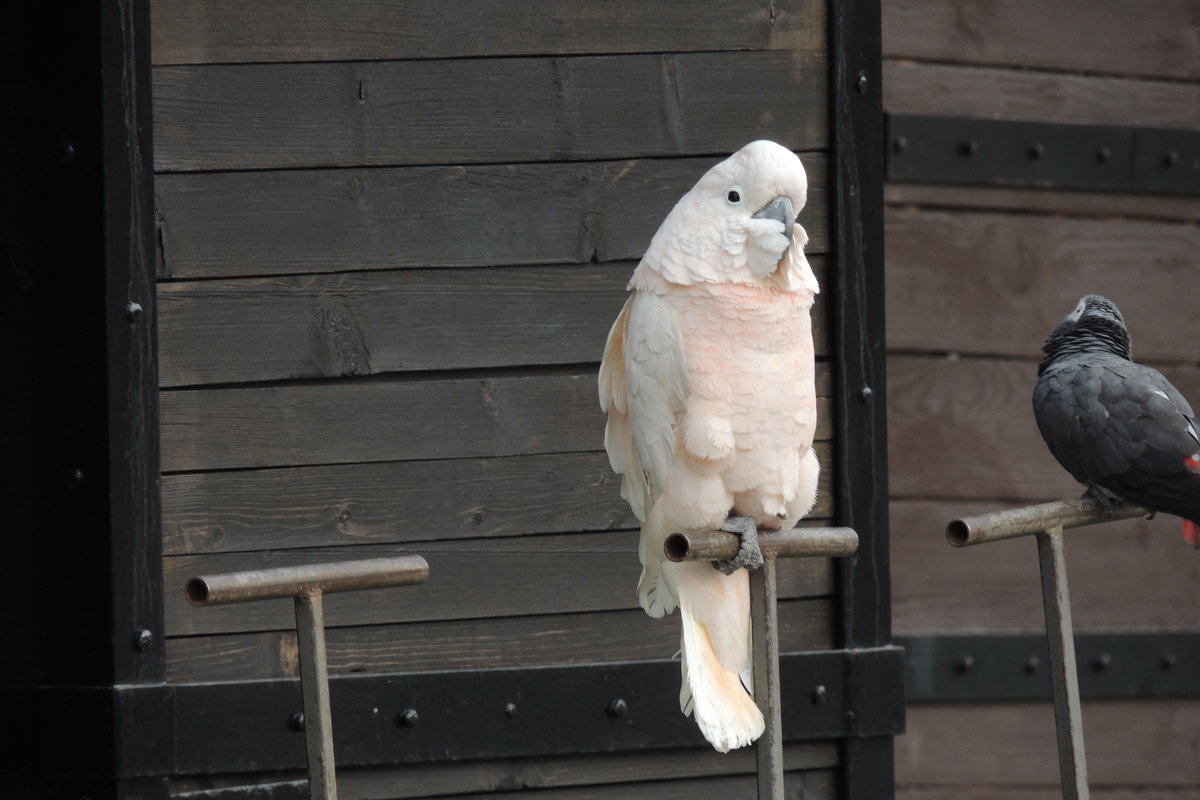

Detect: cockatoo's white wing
598,290,688,523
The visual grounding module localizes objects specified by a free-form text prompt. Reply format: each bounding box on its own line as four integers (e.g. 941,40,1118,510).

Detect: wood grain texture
883,0,1200,81
151,0,825,65
162,442,835,556
157,260,830,387
885,182,1200,224
888,355,1200,502
885,208,1200,362
900,790,1197,800
165,532,836,635
891,499,1200,635
884,60,1200,130
153,51,827,172
898,701,1200,786
160,366,834,473
165,598,836,682
154,156,829,279
169,743,838,799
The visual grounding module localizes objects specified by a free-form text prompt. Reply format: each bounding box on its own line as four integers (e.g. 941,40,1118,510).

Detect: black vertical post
22,0,165,796
829,0,894,796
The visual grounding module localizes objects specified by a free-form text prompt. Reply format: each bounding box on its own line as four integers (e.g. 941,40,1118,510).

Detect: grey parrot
1033,294,1200,547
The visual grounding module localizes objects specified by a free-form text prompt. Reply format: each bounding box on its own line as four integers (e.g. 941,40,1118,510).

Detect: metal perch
946,498,1146,800
665,526,859,800
186,555,430,800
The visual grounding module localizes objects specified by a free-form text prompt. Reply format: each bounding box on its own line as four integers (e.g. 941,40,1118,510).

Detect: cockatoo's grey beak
752,196,795,242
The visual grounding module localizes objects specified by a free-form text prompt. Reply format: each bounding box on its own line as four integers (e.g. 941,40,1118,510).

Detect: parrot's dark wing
1034,355,1200,520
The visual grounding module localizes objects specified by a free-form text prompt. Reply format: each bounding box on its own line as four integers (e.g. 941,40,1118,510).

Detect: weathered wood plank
169,742,838,800
884,60,1200,130
884,182,1200,224
160,367,834,472
158,261,830,387
154,156,829,279
162,443,835,555
165,532,836,635
150,0,825,66
885,208,1200,362
411,769,835,800
153,51,827,172
883,0,1200,81
165,598,835,682
899,701,1200,786
887,355,1200,501
899,789,1195,800
891,499,1200,636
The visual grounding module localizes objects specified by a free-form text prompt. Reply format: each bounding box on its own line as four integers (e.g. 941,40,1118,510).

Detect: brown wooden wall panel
891,499,1200,636
170,743,837,800
150,0,825,65
155,156,829,279
165,533,835,636
153,51,828,172
883,60,1200,129
885,208,1200,362
166,598,837,683
898,701,1200,788
161,367,834,473
161,442,835,557
887,355,1200,502
157,260,831,387
883,0,1200,81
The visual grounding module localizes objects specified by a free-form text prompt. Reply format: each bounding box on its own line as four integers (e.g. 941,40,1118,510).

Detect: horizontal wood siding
152,0,837,792
150,0,826,65
884,1,1200,796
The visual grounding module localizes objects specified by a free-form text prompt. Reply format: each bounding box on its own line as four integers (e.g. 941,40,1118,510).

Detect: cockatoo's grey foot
714,515,764,575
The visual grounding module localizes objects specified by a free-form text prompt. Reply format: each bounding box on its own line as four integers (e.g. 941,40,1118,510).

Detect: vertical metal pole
1035,526,1088,800
294,589,338,800
750,553,784,800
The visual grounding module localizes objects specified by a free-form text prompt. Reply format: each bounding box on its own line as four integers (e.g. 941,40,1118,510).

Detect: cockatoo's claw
714,515,764,574
1081,485,1122,508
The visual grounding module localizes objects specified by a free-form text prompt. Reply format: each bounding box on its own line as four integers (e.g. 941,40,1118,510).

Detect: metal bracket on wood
946,498,1146,800
186,556,430,800
665,526,859,800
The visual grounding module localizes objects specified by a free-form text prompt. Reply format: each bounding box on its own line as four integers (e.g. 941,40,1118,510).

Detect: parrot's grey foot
1082,485,1123,508
714,515,764,575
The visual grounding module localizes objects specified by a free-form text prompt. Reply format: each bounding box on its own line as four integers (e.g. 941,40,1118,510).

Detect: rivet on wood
860,386,872,403
1028,142,1045,160
396,708,419,728
606,698,627,718
126,301,143,323
134,628,153,651
503,702,517,720
810,685,827,704
854,72,868,94
1162,150,1180,168
958,139,978,156
1092,653,1112,672
1024,655,1041,674
1160,653,1177,671
954,654,974,674
288,712,305,731
1095,147,1111,164
892,136,907,154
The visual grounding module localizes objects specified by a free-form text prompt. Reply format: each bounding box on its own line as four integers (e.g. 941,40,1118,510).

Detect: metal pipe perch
187,555,430,800
665,526,859,800
946,498,1147,800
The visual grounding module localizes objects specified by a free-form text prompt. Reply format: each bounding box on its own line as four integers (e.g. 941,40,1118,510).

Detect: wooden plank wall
882,1,1200,796
150,1,839,795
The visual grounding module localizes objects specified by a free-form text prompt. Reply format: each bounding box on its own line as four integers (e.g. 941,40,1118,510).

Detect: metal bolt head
892,135,908,154
134,628,153,651
958,139,978,156
854,72,868,94
1028,142,1045,160
288,712,305,731
126,301,144,323
69,467,85,487
1095,146,1112,163
59,141,76,164
606,698,628,718
1160,653,1177,671
860,386,873,404
1023,655,1041,674
503,702,517,720
1163,150,1180,168
396,708,419,728
1093,653,1112,672
810,685,827,704
954,655,975,674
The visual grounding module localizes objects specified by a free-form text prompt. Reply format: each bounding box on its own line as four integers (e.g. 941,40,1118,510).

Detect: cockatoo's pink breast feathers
632,140,816,293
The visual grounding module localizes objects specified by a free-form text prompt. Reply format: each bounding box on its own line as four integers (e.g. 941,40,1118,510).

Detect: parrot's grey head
1038,294,1132,374
635,140,817,292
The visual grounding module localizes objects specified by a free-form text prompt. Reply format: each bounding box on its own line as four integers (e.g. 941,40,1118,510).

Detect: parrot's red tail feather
1182,520,1200,550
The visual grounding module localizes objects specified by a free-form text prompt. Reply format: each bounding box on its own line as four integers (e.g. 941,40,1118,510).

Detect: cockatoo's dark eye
727,190,741,203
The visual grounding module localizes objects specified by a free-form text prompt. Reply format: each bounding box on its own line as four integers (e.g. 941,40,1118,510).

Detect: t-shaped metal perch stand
946,498,1146,800
665,526,859,800
186,555,430,800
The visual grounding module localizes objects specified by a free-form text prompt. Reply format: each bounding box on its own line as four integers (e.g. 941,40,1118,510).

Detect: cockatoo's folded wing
599,290,688,522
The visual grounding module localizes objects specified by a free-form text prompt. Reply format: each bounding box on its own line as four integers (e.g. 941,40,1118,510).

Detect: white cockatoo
598,140,820,752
